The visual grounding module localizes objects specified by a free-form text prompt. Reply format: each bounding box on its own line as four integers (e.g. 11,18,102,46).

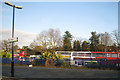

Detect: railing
1,58,67,66
1,58,32,65
1,58,120,69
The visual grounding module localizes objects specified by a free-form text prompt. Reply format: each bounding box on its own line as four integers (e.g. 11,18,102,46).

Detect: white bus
56,51,71,59
56,51,97,66
70,51,96,66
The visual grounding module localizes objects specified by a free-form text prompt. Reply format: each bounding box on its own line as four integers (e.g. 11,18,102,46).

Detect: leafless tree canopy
99,32,113,46
30,28,63,50
0,40,10,51
112,30,120,46
0,39,19,52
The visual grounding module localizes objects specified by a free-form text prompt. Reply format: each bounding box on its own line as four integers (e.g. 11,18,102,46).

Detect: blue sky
2,2,118,40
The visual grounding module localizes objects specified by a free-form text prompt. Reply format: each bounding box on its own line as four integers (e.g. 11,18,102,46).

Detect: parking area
2,65,120,78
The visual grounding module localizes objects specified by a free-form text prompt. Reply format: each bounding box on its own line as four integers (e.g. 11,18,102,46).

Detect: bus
56,51,71,59
71,51,119,60
56,51,120,67
71,51,120,66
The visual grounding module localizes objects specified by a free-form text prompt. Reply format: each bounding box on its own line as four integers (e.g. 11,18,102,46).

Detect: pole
11,5,15,77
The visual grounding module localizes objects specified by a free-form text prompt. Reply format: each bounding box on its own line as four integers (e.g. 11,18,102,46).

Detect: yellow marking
62,55,70,58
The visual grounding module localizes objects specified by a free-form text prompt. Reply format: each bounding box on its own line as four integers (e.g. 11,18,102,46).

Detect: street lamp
5,1,22,77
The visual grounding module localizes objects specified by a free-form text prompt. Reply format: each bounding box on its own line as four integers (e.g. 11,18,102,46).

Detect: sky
1,2,118,47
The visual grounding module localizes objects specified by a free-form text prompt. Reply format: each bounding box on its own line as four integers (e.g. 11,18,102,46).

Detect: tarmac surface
2,65,120,79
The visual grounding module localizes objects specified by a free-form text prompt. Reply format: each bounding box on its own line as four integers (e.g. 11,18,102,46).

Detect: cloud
0,29,37,48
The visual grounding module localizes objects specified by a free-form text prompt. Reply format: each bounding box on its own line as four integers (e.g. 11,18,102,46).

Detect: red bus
91,52,119,60
70,51,120,66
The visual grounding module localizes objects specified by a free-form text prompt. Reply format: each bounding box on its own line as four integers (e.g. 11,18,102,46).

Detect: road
2,65,120,78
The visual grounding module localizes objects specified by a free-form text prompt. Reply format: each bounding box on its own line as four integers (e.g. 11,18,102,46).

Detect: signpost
8,37,18,43
5,1,22,77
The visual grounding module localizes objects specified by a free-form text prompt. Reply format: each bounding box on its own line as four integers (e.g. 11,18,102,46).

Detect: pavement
2,65,120,79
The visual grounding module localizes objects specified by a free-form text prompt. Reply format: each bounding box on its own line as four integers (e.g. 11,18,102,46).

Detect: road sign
8,37,18,43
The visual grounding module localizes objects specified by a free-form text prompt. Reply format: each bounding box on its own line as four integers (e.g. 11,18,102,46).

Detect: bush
55,59,64,67
61,61,71,68
1,50,11,58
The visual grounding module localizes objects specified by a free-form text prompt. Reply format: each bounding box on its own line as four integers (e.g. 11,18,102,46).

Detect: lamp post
5,2,22,77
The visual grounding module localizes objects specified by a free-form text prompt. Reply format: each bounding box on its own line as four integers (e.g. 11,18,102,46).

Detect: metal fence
1,58,66,66
2,58,32,65
1,58,120,69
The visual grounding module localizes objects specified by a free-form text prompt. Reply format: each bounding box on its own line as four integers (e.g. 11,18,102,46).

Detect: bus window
75,61,77,64
61,52,64,55
104,53,107,57
96,53,103,57
64,53,67,55
68,53,71,55
77,53,84,57
72,53,77,56
91,53,95,57
107,53,111,57
112,54,117,58
57,52,60,54
67,52,71,55
84,53,91,57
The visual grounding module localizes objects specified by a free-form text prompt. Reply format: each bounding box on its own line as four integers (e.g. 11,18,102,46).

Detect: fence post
6,58,8,64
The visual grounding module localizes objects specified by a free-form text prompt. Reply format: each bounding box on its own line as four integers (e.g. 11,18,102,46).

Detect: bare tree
99,32,113,51
36,30,48,49
99,33,104,44
104,32,112,46
29,40,38,49
99,32,113,46
48,28,62,49
30,28,62,51
48,28,54,48
112,30,120,46
0,40,10,51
